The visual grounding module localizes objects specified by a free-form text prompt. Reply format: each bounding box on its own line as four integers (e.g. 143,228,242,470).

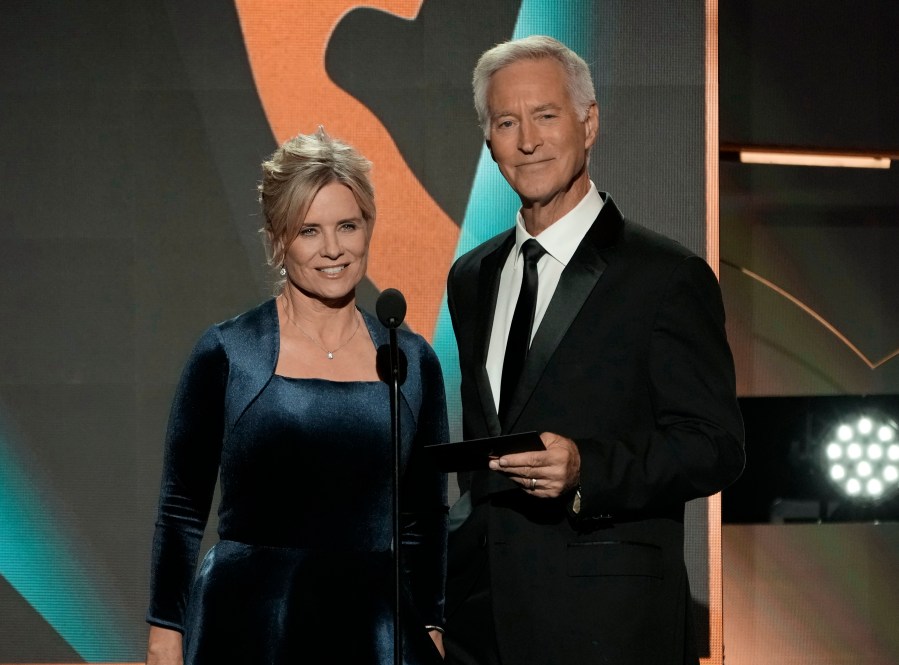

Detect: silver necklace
283,304,361,360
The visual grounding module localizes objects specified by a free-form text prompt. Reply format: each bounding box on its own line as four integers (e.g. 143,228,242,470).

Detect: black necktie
499,239,546,426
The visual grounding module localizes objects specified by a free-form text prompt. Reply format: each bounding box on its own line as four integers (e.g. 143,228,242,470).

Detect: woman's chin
289,283,358,309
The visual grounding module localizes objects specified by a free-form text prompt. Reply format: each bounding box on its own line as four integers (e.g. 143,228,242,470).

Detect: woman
145,128,448,664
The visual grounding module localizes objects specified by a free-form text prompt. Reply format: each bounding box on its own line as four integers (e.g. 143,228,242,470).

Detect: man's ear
584,102,599,150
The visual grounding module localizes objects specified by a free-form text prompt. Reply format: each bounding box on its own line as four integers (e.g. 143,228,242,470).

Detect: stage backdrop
717,2,899,664
0,1,720,662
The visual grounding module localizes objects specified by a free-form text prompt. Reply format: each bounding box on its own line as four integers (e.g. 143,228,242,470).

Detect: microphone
376,288,406,329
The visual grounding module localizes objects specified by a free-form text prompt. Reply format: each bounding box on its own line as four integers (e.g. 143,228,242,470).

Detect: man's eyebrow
490,102,560,119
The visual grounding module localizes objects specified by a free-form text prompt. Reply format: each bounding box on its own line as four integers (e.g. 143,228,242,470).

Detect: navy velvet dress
147,301,448,664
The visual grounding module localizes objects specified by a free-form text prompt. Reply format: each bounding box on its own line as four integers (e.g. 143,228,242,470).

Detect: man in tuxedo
443,36,745,665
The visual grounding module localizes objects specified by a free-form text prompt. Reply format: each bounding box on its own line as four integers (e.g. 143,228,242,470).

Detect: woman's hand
428,629,445,659
146,625,183,665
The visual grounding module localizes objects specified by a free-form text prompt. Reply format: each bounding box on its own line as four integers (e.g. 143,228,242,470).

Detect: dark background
718,0,899,527
717,5,899,661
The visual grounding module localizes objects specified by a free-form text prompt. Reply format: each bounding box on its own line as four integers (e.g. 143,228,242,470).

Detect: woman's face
282,181,372,303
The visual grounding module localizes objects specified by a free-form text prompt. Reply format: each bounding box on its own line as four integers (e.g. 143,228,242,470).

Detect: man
444,36,745,665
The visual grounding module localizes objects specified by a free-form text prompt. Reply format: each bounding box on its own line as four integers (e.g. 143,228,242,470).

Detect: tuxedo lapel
501,196,625,432
474,232,515,438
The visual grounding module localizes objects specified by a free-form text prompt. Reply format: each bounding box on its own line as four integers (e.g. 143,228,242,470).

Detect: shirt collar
512,182,604,266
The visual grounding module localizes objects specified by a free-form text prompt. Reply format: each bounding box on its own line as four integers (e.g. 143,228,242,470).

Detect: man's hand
488,432,580,498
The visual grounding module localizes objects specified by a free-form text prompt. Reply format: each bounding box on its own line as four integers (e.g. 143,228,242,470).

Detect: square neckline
273,304,382,383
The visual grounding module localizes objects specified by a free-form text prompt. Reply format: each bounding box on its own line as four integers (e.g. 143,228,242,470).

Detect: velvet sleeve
146,326,227,631
576,256,746,518
399,339,449,629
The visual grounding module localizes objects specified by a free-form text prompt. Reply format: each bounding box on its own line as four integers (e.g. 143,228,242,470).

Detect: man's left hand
488,432,581,498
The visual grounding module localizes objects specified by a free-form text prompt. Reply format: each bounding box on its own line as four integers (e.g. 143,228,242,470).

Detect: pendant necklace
282,301,360,360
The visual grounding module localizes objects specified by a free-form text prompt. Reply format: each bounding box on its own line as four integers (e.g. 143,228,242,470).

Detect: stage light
726,395,899,524
822,414,899,502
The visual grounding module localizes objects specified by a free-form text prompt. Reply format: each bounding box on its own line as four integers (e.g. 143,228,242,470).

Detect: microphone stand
377,289,406,665
388,322,402,665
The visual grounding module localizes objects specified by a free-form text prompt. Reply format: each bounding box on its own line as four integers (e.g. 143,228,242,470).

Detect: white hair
472,35,596,137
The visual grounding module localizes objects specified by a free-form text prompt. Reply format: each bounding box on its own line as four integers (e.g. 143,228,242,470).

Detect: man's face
486,58,597,218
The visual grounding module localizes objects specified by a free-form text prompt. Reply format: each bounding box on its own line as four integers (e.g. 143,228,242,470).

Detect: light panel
822,414,899,502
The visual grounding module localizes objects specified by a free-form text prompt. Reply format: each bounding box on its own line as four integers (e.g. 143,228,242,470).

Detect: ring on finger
530,477,537,490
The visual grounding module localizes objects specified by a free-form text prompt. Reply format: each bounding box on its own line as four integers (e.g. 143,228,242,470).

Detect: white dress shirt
485,183,605,411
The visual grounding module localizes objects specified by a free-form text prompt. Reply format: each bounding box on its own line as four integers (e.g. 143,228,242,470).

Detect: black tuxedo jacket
445,195,745,664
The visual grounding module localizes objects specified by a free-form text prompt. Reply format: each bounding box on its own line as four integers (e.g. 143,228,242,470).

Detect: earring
279,266,286,277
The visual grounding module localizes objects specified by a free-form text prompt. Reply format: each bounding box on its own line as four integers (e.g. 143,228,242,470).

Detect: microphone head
376,288,406,329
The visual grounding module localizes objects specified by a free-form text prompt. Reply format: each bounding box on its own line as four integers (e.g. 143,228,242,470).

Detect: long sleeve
146,326,227,630
576,255,745,518
399,340,449,628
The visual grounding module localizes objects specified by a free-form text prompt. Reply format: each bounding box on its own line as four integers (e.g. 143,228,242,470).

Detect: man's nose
518,119,542,153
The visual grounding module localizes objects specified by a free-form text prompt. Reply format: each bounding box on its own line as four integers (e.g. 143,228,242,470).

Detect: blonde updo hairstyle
259,127,375,279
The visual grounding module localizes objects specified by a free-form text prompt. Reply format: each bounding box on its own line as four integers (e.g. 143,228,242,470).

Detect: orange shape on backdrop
234,0,460,338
